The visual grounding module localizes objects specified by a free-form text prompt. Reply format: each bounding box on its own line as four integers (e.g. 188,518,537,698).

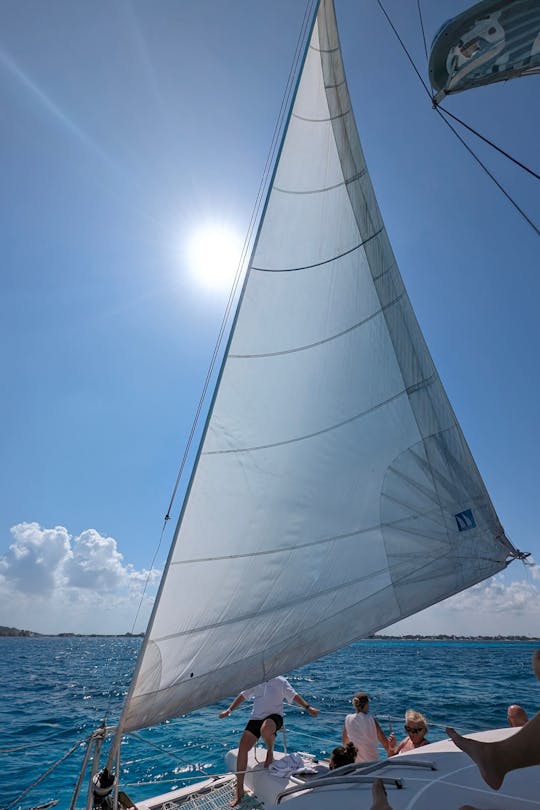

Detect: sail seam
293,107,350,123
374,261,396,281
204,375,436,456
310,44,339,55
230,293,403,358
274,168,366,196
325,79,346,90
251,226,383,272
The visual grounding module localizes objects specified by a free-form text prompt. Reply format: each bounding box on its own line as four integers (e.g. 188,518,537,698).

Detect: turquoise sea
2,637,539,810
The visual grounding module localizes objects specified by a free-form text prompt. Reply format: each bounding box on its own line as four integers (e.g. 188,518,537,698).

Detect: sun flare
187,225,243,291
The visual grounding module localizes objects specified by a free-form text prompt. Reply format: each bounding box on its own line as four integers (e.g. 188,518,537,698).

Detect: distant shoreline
0,626,144,638
1,626,538,641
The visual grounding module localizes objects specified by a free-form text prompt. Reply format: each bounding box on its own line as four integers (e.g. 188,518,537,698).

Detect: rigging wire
162,0,318,526
5,739,84,810
128,732,212,778
434,109,540,238
435,105,540,182
375,0,540,238
416,0,428,65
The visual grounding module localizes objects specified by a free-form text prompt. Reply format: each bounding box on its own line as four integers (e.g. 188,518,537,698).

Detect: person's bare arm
375,719,395,754
218,693,245,718
293,694,319,717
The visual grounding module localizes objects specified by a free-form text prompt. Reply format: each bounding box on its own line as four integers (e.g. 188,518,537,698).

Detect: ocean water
2,637,538,809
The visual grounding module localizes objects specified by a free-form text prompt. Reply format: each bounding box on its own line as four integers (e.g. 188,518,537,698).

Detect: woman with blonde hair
389,709,429,756
342,692,394,762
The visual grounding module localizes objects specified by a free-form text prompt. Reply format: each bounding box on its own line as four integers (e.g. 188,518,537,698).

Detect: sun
186,225,244,291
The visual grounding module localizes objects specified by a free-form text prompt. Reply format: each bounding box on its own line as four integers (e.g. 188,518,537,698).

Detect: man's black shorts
245,714,283,738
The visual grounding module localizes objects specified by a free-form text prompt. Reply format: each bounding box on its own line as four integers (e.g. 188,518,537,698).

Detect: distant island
1,625,538,641
0,626,144,638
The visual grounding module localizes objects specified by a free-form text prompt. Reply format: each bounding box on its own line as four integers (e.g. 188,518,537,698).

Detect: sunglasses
404,726,425,733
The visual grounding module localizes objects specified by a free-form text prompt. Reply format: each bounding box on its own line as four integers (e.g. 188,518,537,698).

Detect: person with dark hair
329,741,357,770
342,692,394,762
219,676,319,806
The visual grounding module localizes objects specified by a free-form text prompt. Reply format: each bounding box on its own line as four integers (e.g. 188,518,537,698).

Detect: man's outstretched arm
219,693,246,718
293,694,319,716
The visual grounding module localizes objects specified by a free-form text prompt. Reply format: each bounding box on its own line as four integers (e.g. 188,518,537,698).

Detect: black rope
376,0,540,238
376,0,432,101
435,108,540,238
416,0,428,64
437,105,540,182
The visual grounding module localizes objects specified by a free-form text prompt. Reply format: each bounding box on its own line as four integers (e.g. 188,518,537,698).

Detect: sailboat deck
136,729,540,810
270,729,540,809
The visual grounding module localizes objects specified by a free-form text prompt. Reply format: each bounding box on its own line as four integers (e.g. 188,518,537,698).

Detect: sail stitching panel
150,545,501,652
169,503,451,567
229,292,403,358
142,557,505,686
153,560,482,651
154,567,392,644
203,376,436,455
251,226,383,271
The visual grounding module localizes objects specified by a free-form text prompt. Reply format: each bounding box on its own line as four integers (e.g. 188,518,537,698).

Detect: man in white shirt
219,675,319,806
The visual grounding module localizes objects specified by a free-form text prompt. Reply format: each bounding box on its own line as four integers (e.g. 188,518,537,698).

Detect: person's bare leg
371,779,392,810
231,730,257,806
447,650,540,791
447,713,540,791
260,718,278,767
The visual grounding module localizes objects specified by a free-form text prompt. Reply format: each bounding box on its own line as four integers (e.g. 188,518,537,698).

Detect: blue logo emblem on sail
455,509,476,532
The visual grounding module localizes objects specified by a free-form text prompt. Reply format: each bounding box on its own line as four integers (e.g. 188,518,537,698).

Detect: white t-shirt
242,676,297,719
344,712,379,762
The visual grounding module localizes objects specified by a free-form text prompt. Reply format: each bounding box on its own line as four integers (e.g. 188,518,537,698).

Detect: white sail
119,0,519,734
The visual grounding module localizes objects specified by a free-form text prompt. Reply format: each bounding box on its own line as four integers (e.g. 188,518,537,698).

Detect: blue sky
1,0,538,635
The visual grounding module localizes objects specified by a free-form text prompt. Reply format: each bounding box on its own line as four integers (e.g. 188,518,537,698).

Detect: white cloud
64,529,127,591
387,574,540,637
447,577,540,615
0,523,70,595
0,522,160,634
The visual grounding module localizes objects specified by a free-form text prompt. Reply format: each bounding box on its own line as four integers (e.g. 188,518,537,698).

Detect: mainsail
118,0,521,735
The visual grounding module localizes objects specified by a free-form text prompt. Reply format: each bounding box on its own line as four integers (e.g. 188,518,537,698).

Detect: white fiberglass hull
273,728,540,810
